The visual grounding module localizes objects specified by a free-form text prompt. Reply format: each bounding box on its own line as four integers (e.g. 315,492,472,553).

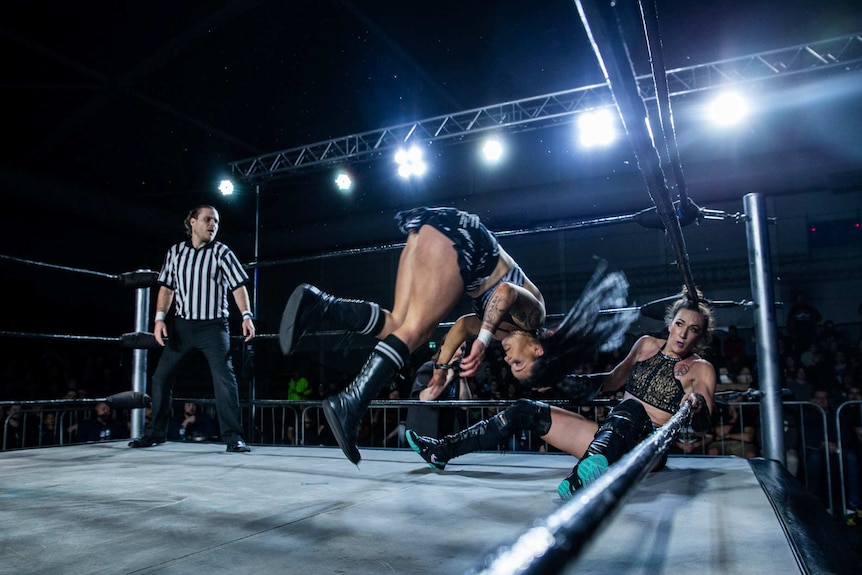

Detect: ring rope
469,3,714,573
576,0,699,303
241,206,741,271
0,331,120,343
638,0,690,206
468,400,694,575
0,254,119,280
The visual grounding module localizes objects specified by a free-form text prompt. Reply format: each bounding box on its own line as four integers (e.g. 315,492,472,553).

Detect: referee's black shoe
128,435,165,448
226,439,251,453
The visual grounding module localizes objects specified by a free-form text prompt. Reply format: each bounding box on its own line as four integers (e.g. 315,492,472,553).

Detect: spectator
709,396,758,459
38,411,59,447
786,366,814,401
287,368,312,401
167,402,216,442
3,404,38,449
786,292,821,354
804,389,861,511
76,402,129,443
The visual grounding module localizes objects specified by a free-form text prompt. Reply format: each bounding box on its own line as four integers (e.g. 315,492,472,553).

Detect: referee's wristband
155,311,166,322
477,328,494,347
242,311,254,321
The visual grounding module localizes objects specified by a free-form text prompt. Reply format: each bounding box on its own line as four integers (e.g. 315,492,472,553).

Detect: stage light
394,145,427,178
481,137,504,163
577,109,617,147
334,172,353,192
707,92,748,126
218,179,234,196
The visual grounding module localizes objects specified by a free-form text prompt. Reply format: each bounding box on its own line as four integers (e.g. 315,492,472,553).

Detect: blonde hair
664,288,714,354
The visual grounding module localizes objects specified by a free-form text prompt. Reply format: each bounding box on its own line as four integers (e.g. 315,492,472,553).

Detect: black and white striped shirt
157,240,249,320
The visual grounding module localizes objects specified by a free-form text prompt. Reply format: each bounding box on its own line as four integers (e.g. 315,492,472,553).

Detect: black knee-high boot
279,283,386,355
584,398,652,463
559,399,652,500
323,335,410,464
407,399,552,470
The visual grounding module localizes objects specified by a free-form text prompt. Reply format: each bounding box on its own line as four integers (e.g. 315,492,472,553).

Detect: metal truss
229,32,862,181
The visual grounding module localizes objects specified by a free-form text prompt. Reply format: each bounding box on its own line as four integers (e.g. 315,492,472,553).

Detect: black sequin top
625,350,686,414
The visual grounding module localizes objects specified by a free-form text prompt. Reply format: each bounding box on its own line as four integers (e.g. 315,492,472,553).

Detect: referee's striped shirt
157,240,250,320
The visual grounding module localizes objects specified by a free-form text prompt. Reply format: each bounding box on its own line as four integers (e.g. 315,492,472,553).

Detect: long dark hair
526,261,637,388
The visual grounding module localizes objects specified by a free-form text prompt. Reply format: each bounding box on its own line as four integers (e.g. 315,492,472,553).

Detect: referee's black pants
147,318,244,444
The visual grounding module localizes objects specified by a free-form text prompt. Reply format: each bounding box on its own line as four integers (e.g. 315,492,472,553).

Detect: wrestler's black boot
323,335,409,464
279,283,386,355
558,399,652,501
406,399,551,471
406,419,505,471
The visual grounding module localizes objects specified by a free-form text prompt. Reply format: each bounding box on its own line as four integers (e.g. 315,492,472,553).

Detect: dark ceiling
2,0,862,271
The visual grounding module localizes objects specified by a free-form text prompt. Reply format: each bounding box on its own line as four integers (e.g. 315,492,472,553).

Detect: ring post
743,193,785,466
131,270,153,439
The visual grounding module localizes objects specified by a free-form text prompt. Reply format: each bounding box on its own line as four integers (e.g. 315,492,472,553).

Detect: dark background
2,1,861,399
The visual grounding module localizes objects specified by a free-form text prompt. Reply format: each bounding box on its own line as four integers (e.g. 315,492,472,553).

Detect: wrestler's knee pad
586,398,651,464
493,398,552,437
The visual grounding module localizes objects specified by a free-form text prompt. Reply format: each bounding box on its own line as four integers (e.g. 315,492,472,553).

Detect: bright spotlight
577,109,617,147
218,179,234,196
481,137,504,163
394,145,427,178
334,172,353,192
707,92,748,126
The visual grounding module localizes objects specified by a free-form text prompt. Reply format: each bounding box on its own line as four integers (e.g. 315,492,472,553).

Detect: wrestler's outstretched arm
461,282,542,376
427,314,480,390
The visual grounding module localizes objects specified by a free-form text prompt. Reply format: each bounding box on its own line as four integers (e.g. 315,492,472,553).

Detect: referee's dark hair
184,205,218,237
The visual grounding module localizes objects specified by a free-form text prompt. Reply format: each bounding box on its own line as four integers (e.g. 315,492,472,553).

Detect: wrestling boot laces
405,429,449,471
279,284,330,355
557,454,609,501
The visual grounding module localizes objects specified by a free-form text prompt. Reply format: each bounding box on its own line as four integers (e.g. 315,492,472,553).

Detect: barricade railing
1,399,139,450
3,395,855,518
835,399,862,516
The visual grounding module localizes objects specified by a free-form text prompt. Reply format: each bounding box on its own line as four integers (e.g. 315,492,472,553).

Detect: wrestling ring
2,2,861,574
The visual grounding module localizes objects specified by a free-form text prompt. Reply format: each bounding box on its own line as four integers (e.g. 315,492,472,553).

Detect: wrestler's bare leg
323,225,464,463
540,406,599,460
386,225,464,350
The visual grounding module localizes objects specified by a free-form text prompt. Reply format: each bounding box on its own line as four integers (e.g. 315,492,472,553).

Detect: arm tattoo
481,291,508,333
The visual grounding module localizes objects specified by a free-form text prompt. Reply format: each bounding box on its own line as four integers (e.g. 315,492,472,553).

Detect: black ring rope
468,400,693,575
467,2,716,572
0,253,118,280
576,0,699,304
638,0,690,206
240,205,740,271
0,331,119,343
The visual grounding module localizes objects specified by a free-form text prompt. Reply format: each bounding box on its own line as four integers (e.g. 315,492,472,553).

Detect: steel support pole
744,193,785,465
246,183,261,441
130,277,151,439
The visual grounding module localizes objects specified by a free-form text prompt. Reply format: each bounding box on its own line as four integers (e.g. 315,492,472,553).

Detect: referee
129,205,255,452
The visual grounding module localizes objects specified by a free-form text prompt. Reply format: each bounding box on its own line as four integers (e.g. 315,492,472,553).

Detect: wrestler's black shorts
395,207,499,292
